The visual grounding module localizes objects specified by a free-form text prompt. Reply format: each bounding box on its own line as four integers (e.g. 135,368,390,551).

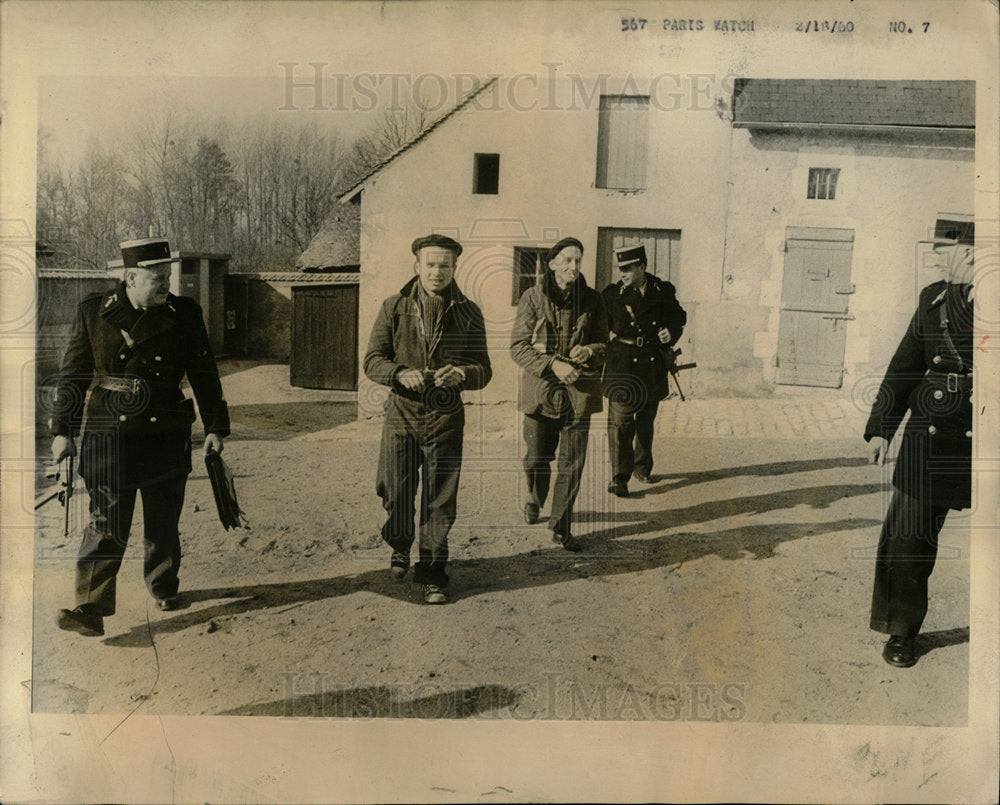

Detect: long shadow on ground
914,627,970,658
219,682,521,718
103,477,882,648
624,456,872,500
574,481,882,536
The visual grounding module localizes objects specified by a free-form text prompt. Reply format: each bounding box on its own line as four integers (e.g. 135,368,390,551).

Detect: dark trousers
522,412,591,539
608,398,659,483
870,489,949,637
377,400,463,587
75,474,187,616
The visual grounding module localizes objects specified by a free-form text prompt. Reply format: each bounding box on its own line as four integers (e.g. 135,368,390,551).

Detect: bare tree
345,102,435,186
40,109,349,273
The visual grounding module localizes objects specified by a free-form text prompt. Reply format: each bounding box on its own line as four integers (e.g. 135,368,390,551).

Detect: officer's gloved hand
204,433,224,455
51,435,76,463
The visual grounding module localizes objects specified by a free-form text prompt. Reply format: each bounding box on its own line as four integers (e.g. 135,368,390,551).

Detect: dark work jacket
865,281,974,509
601,274,687,410
50,283,230,489
510,272,607,419
363,276,492,414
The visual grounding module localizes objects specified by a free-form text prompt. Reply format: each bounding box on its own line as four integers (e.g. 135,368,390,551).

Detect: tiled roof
338,77,499,201
231,272,360,283
295,202,360,270
732,79,975,128
37,268,116,279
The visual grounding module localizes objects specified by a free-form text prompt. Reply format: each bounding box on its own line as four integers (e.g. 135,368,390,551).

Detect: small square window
473,153,500,194
807,168,840,200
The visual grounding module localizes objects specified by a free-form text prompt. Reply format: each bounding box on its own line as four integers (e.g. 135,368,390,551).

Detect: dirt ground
30,363,970,726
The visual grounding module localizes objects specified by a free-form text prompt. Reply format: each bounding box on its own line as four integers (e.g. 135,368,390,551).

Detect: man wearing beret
510,237,607,551
364,234,492,603
601,244,687,497
866,234,975,667
51,237,230,637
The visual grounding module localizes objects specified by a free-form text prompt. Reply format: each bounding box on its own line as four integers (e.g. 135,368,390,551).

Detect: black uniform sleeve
49,298,97,438
184,303,230,437
864,308,924,443
659,281,687,349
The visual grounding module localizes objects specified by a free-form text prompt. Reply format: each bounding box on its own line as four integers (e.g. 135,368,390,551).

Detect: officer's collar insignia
929,288,948,308
104,293,117,308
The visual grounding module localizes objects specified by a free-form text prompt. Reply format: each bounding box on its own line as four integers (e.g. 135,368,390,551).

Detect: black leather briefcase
205,451,249,530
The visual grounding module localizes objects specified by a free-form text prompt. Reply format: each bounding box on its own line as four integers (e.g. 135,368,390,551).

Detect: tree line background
36,104,433,272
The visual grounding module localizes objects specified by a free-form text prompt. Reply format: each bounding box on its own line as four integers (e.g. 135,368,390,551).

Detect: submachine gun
666,348,697,401
34,455,75,537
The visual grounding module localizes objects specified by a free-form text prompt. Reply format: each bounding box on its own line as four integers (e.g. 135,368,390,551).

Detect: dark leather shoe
390,551,410,580
634,470,655,484
57,607,104,637
608,481,629,498
155,596,181,611
524,502,540,525
882,635,917,668
551,532,582,552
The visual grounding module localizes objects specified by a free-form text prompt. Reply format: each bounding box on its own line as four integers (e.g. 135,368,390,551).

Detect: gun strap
938,302,965,373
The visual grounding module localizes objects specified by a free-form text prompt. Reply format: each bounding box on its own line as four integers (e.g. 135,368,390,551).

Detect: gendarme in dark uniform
601,245,687,496
865,236,975,667
51,237,230,637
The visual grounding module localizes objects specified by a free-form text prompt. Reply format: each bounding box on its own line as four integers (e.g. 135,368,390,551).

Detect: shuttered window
596,96,649,190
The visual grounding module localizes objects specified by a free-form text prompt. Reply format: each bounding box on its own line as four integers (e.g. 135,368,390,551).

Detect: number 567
621,17,647,30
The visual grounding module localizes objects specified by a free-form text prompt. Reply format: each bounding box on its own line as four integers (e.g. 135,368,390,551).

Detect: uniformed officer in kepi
865,233,975,668
601,245,687,497
50,237,230,637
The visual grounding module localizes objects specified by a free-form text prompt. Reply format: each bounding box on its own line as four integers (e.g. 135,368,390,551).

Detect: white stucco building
327,76,974,412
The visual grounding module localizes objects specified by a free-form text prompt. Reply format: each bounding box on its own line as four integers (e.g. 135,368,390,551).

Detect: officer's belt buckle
635,335,644,348
99,376,142,394
947,373,959,394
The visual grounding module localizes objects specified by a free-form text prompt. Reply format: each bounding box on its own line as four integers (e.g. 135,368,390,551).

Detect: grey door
776,227,856,388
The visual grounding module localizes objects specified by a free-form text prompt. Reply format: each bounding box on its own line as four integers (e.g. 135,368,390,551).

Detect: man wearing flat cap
510,236,607,551
364,233,492,603
51,237,229,637
865,231,975,668
601,244,687,497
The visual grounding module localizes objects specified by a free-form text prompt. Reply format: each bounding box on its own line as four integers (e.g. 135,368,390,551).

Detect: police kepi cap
411,233,463,257
615,244,647,269
121,237,171,268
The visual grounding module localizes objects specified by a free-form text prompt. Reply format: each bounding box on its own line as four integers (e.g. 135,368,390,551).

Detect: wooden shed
290,200,362,389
